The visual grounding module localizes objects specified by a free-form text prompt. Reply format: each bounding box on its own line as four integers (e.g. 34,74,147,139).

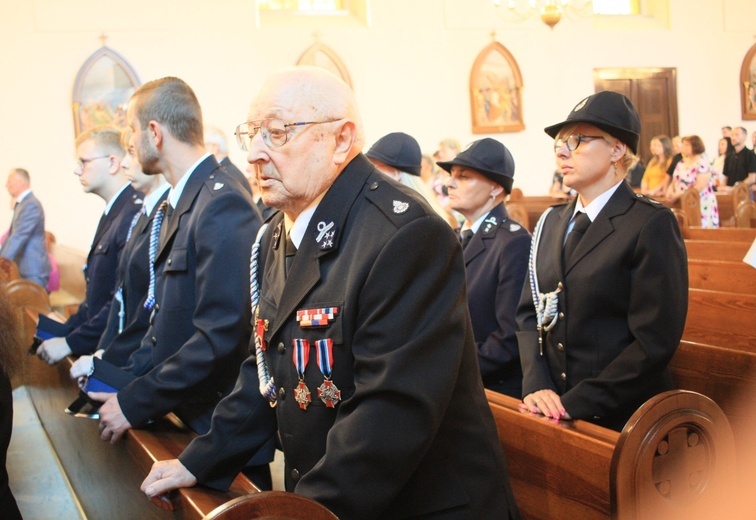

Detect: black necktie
285,233,297,276
459,229,474,250
563,212,591,265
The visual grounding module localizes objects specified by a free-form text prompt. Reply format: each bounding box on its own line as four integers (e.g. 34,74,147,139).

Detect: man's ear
148,120,163,150
332,120,356,166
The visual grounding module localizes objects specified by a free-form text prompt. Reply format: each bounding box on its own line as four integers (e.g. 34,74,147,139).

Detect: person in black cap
366,132,457,227
438,138,530,397
516,91,688,431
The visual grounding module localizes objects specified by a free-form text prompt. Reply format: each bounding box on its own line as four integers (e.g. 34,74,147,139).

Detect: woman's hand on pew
521,390,571,420
88,392,132,444
141,458,198,508
37,337,72,365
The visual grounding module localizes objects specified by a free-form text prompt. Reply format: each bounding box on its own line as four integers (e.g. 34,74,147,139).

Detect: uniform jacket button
369,182,379,190
291,468,300,481
167,258,172,265
151,336,157,345
557,343,564,351
558,312,565,319
278,387,286,400
277,342,286,354
560,372,566,381
557,282,564,290
154,303,160,312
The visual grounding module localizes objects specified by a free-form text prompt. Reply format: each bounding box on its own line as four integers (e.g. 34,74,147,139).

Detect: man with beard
89,77,274,489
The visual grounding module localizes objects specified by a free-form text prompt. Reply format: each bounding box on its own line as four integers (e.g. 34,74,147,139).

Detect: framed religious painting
741,42,756,120
296,41,353,89
470,41,524,133
72,46,141,136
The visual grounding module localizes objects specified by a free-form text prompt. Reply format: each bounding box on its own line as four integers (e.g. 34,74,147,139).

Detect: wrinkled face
73,140,113,195
244,80,340,217
554,123,616,194
126,99,161,176
5,172,25,197
444,166,497,214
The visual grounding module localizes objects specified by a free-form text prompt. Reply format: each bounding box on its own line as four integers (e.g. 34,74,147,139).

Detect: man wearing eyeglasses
37,126,142,365
141,67,520,520
88,77,274,490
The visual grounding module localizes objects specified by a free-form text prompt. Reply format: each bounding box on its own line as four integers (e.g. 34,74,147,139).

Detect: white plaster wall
0,0,754,250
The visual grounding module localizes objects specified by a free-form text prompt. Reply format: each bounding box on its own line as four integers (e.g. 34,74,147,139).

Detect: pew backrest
683,288,756,350
687,258,756,294
684,239,751,261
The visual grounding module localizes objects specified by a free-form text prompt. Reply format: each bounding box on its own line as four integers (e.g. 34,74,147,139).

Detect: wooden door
594,68,679,165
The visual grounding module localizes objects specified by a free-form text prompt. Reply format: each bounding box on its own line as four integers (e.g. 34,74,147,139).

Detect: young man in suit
1,168,51,288
37,126,142,364
90,77,272,489
141,67,520,520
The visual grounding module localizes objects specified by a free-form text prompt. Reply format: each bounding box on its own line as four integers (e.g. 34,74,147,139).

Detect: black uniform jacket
179,154,520,520
464,202,530,397
98,189,169,368
66,185,142,355
117,157,269,448
516,182,688,431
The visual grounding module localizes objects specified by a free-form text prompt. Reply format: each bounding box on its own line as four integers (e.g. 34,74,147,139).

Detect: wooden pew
0,257,20,283
670,339,756,454
22,357,269,519
736,199,756,227
681,226,756,242
687,259,756,294
507,189,565,232
487,389,736,520
683,288,756,351
684,239,751,261
48,242,86,318
204,492,337,520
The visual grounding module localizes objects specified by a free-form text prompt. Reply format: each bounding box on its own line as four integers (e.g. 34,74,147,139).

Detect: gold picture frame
72,46,141,137
740,42,756,120
470,41,524,134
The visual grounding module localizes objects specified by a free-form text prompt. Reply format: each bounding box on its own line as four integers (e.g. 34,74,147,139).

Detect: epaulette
364,178,427,225
632,192,666,208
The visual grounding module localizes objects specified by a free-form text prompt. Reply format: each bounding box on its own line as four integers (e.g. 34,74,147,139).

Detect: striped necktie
144,201,168,311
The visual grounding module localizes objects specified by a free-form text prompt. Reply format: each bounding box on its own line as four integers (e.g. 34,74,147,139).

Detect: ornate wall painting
470,41,525,133
72,45,141,137
741,42,756,120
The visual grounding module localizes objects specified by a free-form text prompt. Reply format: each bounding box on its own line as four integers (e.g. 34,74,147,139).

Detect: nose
555,141,570,159
246,129,269,165
444,175,455,190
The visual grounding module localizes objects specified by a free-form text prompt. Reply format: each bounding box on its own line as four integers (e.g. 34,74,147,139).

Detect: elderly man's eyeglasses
75,155,110,171
554,134,605,153
234,118,342,150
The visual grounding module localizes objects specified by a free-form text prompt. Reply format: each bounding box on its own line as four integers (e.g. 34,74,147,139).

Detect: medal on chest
292,339,312,410
315,338,341,408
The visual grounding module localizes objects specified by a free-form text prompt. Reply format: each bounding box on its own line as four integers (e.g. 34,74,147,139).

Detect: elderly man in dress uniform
141,66,520,520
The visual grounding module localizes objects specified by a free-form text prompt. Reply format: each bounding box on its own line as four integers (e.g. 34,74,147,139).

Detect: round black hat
544,91,641,154
366,132,422,176
436,138,515,193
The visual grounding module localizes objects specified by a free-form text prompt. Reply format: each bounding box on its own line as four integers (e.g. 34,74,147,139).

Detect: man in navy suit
1,168,51,288
91,77,273,489
37,126,142,365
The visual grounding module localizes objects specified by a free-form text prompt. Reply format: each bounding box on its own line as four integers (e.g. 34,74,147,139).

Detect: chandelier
492,0,593,29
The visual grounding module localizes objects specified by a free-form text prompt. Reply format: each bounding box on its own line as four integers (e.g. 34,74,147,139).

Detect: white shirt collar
572,180,624,223
104,182,131,215
142,183,170,216
16,189,32,203
168,153,212,208
284,192,327,249
464,212,490,234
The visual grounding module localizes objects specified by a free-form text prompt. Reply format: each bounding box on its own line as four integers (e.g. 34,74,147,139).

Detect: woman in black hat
516,91,688,431
366,132,458,228
438,138,531,397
